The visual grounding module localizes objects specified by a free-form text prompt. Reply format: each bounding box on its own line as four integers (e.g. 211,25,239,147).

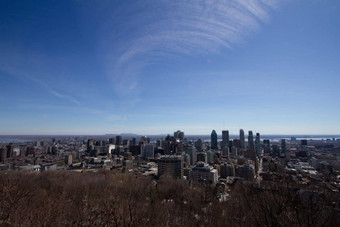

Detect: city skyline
1,0,340,135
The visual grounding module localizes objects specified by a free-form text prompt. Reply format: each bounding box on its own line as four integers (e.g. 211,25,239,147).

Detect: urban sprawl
1,130,340,204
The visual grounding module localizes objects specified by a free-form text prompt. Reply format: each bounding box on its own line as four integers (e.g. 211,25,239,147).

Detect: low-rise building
190,162,218,185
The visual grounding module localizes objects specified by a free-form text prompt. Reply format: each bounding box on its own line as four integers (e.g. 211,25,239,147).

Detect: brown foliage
0,171,339,226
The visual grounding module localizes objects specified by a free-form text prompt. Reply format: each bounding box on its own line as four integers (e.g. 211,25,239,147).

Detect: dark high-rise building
240,129,245,149
211,130,218,150
255,133,261,156
255,133,260,143
248,131,254,151
281,139,286,154
165,134,174,142
263,139,270,145
26,147,35,156
129,145,141,156
109,138,115,144
222,130,229,147
123,139,129,146
263,139,271,154
116,136,122,146
197,152,207,163
87,139,94,153
179,131,184,140
0,147,7,162
170,139,179,154
164,140,171,155
301,139,308,146
6,144,14,158
220,163,235,178
272,145,280,156
174,130,184,140
195,138,205,151
51,146,57,155
132,137,137,146
232,139,241,148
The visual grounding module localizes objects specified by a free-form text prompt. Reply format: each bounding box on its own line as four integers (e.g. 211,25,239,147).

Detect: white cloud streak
0,66,81,105
1,66,128,122
94,0,280,94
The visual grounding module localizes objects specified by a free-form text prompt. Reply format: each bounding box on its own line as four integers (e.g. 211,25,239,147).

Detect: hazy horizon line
1,133,340,137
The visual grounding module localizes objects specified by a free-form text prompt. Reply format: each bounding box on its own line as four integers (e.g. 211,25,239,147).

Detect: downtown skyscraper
240,129,245,149
211,130,218,150
248,131,254,151
255,133,261,156
222,130,229,148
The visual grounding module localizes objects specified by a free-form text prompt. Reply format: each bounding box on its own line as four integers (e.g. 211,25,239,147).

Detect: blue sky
0,0,340,135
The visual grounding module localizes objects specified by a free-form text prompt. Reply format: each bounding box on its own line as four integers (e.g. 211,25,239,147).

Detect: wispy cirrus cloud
0,66,81,105
93,0,281,94
1,65,126,122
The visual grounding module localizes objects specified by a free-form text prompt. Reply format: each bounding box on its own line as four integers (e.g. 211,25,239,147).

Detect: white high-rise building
186,144,197,166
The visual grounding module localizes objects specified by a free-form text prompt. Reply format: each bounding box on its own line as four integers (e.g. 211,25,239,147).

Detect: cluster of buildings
1,130,340,195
